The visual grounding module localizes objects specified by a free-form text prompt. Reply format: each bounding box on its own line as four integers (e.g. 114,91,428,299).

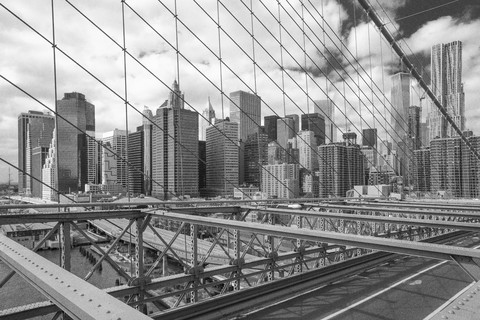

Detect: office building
390,72,412,149
142,107,153,195
314,99,336,143
431,135,480,198
362,128,377,148
56,92,95,194
127,126,144,195
261,163,299,199
102,129,129,188
285,114,299,133
277,117,296,150
152,80,199,199
317,142,364,198
198,141,207,195
229,90,261,142
413,148,430,193
18,110,55,196
205,119,238,196
429,41,465,140
301,113,326,146
264,115,280,142
297,130,318,171
244,131,269,187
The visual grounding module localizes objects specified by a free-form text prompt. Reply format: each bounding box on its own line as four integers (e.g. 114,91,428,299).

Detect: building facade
128,127,144,195
261,163,299,199
429,41,465,140
317,143,364,198
56,92,95,194
205,119,239,197
152,81,199,199
314,99,336,143
18,110,55,196
102,129,128,188
229,90,261,142
244,131,268,187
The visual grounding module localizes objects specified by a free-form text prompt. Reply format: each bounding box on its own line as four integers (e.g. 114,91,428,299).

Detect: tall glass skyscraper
429,41,465,140
152,81,199,199
229,90,261,142
57,92,95,194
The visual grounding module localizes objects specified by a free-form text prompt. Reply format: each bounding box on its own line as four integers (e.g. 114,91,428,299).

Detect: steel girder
243,206,480,232
155,211,480,262
0,233,151,320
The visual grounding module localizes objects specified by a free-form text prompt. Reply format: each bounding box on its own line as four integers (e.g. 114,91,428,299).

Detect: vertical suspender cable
121,0,130,202
50,0,60,205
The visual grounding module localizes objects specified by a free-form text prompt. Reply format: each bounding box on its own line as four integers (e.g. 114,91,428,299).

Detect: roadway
244,234,480,320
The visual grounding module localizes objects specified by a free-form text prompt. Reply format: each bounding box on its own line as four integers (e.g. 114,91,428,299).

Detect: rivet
89,299,93,302
98,304,101,307
448,310,455,314
453,306,460,310
107,311,111,314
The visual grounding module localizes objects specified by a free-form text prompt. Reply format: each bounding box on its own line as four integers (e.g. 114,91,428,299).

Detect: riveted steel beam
155,212,480,261
0,234,151,320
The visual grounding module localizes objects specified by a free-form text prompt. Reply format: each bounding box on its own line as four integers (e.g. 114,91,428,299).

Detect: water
0,246,123,310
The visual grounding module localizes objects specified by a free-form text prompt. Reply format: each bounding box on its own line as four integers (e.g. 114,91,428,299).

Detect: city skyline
1,1,480,183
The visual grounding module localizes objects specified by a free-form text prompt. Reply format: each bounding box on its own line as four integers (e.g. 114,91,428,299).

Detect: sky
0,0,479,183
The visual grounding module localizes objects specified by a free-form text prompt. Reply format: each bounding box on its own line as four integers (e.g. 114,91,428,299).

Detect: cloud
1,0,479,185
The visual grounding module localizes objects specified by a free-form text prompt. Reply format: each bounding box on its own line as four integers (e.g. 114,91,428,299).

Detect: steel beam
0,234,151,320
364,200,480,212
293,203,480,219
155,212,480,261
244,206,480,232
0,210,145,225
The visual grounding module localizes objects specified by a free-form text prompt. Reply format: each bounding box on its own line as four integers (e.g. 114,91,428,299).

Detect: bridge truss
2,199,480,319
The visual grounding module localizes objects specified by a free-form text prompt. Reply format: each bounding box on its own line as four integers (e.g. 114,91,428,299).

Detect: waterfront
0,246,123,310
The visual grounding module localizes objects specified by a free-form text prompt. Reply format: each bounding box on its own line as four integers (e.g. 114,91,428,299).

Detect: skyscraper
18,110,55,196
229,90,261,142
301,113,326,146
102,129,129,188
199,97,216,141
142,107,153,195
297,130,318,172
244,131,268,187
413,148,430,193
264,115,280,142
317,142,364,198
314,99,336,143
429,41,465,140
56,92,95,194
362,128,377,148
390,72,412,149
206,119,238,196
277,117,295,149
128,126,144,195
261,163,299,199
285,114,299,133
152,81,199,199
230,90,261,185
